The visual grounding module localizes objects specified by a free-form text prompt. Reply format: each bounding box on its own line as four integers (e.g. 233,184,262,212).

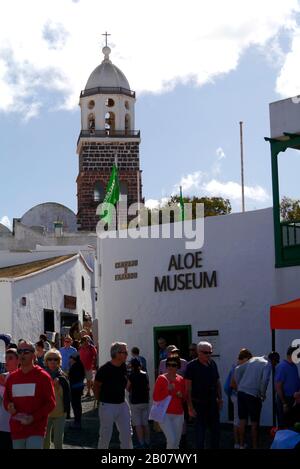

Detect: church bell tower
76,37,142,231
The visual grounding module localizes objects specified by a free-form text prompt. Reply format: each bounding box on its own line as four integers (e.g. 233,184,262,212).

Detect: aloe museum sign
154,251,217,293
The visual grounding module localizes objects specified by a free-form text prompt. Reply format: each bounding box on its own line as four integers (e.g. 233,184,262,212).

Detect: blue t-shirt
159,349,168,361
59,346,78,372
275,360,300,397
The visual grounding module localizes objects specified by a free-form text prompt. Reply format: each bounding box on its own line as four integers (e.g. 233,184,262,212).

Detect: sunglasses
166,363,178,367
200,350,212,355
17,349,33,355
47,357,59,362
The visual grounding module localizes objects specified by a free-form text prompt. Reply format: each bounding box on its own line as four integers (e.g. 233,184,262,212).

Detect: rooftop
84,46,131,93
0,254,76,279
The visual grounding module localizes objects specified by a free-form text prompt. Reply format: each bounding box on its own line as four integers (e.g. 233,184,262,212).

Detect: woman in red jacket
153,355,186,449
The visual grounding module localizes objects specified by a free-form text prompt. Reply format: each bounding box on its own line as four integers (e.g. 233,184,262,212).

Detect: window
64,295,77,309
94,181,105,202
44,309,55,333
125,100,129,110
105,98,115,107
82,276,85,291
88,100,95,109
125,114,130,133
105,112,115,131
88,113,95,131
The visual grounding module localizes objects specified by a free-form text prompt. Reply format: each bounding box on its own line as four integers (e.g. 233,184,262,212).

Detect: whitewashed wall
0,221,97,252
0,281,12,334
97,207,300,425
0,256,93,344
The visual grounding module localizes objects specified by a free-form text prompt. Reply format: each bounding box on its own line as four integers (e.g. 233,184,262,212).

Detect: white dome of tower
85,46,130,91
79,41,136,134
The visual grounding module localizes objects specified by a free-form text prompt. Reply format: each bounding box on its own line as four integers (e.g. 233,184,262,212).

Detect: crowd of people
0,328,97,449
225,346,300,449
0,330,300,450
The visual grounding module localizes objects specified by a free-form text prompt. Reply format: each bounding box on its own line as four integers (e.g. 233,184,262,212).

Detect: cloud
145,197,169,210
212,147,226,176
174,170,269,203
276,28,300,97
0,0,299,117
145,199,160,210
42,22,69,51
175,171,204,194
0,47,67,119
0,216,11,230
202,179,270,202
216,147,226,160
171,143,269,207
146,175,270,213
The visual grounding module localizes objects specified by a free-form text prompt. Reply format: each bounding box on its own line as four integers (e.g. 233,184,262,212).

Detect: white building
0,253,93,344
97,207,300,425
0,40,299,429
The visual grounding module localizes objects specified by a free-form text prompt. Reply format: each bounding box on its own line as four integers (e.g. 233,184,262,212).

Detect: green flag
179,186,184,221
99,164,120,225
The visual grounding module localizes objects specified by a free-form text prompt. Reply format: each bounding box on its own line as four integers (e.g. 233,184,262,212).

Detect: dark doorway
153,325,192,368
60,312,78,330
43,309,54,333
60,312,79,342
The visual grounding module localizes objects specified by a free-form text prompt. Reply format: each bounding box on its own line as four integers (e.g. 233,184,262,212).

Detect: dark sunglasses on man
17,349,34,355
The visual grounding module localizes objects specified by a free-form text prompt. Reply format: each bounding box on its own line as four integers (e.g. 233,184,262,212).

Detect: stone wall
77,140,142,231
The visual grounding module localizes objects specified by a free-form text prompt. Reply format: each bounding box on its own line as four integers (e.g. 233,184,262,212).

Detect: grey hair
18,340,35,352
197,341,212,350
110,342,128,358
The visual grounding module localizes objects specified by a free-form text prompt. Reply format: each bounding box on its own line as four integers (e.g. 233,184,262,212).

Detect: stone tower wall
77,140,142,231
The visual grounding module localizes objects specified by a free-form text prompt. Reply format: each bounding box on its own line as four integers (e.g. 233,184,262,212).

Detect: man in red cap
3,340,55,449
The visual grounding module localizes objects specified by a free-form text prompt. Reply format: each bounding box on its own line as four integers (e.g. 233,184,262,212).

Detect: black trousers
193,402,220,449
0,431,12,450
71,388,83,423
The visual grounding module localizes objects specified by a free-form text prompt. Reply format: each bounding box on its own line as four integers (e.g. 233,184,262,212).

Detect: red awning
270,298,300,330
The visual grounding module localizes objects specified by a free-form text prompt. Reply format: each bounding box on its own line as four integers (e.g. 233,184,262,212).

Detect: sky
1,0,300,230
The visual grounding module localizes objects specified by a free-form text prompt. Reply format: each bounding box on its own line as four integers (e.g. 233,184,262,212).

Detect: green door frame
153,324,192,367
265,133,300,268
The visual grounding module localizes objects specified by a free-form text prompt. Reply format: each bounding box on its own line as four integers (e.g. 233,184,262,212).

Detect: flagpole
239,121,245,213
115,154,118,231
137,170,141,227
180,185,184,221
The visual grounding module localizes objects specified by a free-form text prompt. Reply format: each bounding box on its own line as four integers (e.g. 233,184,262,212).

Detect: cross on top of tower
102,31,111,47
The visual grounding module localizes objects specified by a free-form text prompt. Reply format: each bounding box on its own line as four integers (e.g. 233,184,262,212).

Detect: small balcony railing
77,129,140,145
80,87,135,98
281,220,300,247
